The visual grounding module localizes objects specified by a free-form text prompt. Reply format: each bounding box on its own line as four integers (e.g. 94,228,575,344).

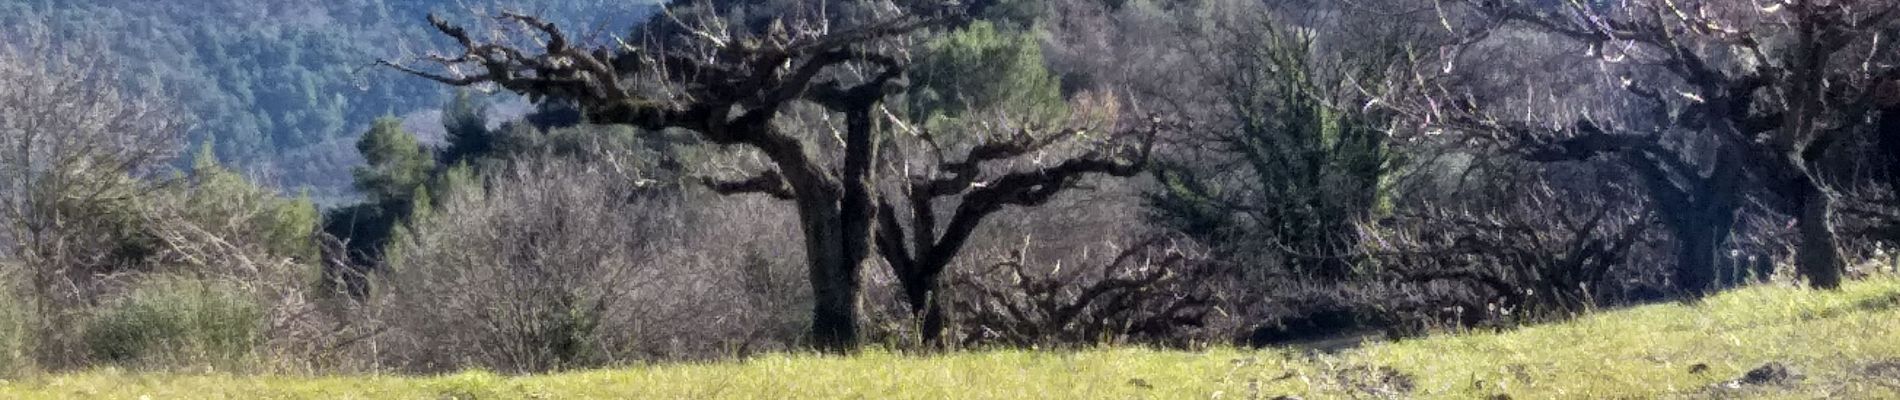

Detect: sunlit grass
3,277,1897,399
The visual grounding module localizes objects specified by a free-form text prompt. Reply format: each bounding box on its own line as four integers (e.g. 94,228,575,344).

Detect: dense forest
1,0,1898,380
0,0,656,198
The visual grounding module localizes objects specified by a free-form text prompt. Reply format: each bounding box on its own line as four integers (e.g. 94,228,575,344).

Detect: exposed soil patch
1863,360,1900,387
1335,365,1415,398
1736,362,1801,386
1707,361,1804,394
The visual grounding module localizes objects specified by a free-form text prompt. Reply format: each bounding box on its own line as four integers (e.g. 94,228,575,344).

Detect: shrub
951,236,1228,348
382,155,666,372
380,145,811,370
82,277,263,369
0,270,30,375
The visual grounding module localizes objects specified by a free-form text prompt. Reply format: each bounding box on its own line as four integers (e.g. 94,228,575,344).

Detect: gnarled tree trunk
794,195,864,351
1667,212,1732,296
899,263,948,346
1792,177,1845,289
1627,144,1744,297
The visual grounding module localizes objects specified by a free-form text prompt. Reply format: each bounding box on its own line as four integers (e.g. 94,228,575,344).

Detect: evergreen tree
439,90,493,167
352,117,434,207
325,117,435,297
909,21,1067,129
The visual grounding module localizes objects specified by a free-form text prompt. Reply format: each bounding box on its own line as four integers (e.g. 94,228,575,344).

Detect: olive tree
1396,0,1900,293
386,2,1164,350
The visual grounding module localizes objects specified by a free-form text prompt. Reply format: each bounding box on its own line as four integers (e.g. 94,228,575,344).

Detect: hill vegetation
0,0,655,195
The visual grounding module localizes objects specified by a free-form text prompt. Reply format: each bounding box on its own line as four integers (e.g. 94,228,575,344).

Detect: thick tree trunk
1779,13,1845,290
1880,106,1900,194
900,268,947,347
1793,180,1845,289
1669,221,1726,297
764,132,866,351
800,106,882,352
798,199,863,352
1632,150,1741,298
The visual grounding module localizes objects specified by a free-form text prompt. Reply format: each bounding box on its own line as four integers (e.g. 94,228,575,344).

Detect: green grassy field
3,277,1898,399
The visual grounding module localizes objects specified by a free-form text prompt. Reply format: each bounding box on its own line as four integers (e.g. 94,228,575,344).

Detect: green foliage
179,145,322,263
82,277,263,368
432,163,481,202
353,118,435,206
40,174,162,271
517,291,605,371
325,118,435,274
1148,23,1398,280
440,90,494,167
909,21,1067,129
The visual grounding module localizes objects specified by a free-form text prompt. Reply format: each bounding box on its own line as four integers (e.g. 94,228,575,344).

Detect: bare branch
700,169,795,200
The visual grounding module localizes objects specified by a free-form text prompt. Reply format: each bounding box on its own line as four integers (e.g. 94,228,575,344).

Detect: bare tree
385,2,1164,350
1394,0,1900,293
0,31,187,367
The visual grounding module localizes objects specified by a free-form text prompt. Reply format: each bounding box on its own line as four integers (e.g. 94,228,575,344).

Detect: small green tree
439,90,493,167
909,21,1067,129
324,118,436,296
1149,17,1399,282
181,145,320,263
353,117,436,207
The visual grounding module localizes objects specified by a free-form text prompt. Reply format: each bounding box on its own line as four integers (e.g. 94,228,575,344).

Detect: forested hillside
0,0,655,196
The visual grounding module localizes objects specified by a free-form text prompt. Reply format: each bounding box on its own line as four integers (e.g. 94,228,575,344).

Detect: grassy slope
3,277,1898,399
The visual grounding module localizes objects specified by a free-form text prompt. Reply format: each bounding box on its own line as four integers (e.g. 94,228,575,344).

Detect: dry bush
623,190,808,359
1358,161,1665,335
1831,186,1900,277
380,155,667,372
0,31,340,372
854,176,1238,349
0,31,187,368
949,235,1227,348
378,148,808,372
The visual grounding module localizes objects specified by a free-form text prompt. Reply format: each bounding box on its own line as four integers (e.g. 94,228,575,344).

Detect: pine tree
352,117,434,208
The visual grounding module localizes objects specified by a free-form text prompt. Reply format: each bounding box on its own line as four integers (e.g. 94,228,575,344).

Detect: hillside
0,0,657,195
4,276,1896,399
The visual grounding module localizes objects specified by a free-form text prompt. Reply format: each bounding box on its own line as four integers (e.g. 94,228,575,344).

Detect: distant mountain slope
0,0,657,196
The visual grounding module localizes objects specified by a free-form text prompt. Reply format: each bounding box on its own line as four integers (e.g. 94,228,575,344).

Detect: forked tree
386,2,1163,349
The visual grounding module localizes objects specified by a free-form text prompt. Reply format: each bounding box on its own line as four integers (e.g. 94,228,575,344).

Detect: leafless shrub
1839,186,1900,261
378,145,811,371
947,234,1228,348
0,30,187,368
136,188,338,373
622,189,807,359
1359,161,1662,334
0,30,347,373
379,154,668,372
